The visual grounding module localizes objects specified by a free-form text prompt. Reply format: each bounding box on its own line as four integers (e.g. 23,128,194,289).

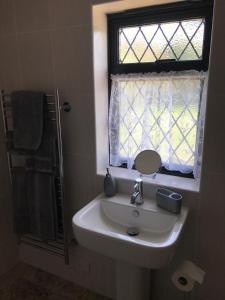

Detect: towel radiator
0,89,69,264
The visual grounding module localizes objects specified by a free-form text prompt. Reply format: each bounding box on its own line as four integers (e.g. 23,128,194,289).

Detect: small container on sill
156,188,182,214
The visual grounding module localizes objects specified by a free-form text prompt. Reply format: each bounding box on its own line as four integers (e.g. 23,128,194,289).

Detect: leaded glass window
119,19,205,64
107,1,213,178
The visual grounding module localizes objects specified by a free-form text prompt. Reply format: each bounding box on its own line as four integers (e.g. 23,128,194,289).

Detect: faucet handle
131,177,144,205
135,177,143,199
135,177,143,183
133,182,139,192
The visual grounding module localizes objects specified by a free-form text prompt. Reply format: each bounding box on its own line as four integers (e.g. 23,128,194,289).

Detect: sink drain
127,227,139,236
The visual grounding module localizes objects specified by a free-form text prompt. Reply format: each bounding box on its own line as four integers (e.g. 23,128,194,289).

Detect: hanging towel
26,123,57,174
11,91,44,150
6,131,35,155
27,170,56,241
12,167,29,235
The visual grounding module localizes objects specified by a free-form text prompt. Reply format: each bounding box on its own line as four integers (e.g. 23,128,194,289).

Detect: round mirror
134,150,161,175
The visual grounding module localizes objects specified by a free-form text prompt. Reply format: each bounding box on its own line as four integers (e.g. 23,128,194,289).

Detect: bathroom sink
72,193,188,269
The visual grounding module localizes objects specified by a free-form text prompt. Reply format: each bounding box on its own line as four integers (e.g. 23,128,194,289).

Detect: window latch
155,59,176,64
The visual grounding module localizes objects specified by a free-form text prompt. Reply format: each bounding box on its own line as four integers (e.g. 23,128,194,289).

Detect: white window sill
98,166,200,193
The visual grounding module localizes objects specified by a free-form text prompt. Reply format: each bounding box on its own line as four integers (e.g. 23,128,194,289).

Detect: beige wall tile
201,1,225,174
206,1,225,95
198,173,225,243
195,171,225,300
51,26,93,95
48,0,91,28
202,110,225,173
18,31,54,90
0,36,21,91
60,92,95,157
14,0,51,33
0,0,16,36
63,153,96,216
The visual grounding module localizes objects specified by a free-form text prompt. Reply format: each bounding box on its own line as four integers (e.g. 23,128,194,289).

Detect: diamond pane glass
181,19,203,39
119,32,130,63
170,26,189,59
150,29,168,60
122,49,138,64
141,48,156,62
160,22,179,40
141,25,159,42
191,22,205,58
180,44,198,61
131,31,148,61
119,18,205,64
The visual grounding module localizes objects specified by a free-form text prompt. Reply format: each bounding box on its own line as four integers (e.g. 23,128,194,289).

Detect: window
119,18,205,64
108,1,213,178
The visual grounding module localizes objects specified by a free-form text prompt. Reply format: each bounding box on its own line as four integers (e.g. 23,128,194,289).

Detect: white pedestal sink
72,194,188,300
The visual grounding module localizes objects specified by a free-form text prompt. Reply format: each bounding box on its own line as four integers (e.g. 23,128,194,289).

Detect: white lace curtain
109,71,207,178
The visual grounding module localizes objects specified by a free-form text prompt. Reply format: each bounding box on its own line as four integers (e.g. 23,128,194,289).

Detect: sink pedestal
116,261,150,300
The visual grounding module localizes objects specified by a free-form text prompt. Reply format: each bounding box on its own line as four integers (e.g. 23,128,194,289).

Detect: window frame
108,1,213,75
107,1,213,178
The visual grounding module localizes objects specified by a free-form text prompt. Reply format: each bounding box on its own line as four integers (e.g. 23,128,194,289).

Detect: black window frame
107,0,213,178
108,0,213,75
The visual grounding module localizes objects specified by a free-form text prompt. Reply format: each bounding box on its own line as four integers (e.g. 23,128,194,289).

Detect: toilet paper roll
172,269,195,292
172,260,205,292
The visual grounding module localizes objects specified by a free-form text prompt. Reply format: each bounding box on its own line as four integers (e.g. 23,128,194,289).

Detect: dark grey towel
6,131,35,155
27,171,56,241
12,167,29,235
11,91,44,150
26,124,57,173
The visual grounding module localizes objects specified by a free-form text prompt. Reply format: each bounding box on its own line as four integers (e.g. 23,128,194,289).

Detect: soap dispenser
104,168,116,197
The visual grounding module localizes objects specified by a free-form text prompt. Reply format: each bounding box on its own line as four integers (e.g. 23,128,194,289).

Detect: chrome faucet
131,177,143,205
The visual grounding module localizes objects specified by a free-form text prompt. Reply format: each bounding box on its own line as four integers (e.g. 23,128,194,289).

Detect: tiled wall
194,1,225,298
0,0,224,299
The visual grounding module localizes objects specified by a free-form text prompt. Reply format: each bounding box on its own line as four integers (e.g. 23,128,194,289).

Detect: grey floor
0,263,110,300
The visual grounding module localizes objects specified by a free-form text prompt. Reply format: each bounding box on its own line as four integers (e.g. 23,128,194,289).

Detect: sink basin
72,193,188,269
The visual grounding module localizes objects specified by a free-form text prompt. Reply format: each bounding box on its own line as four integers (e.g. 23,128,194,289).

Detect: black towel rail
0,89,69,264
